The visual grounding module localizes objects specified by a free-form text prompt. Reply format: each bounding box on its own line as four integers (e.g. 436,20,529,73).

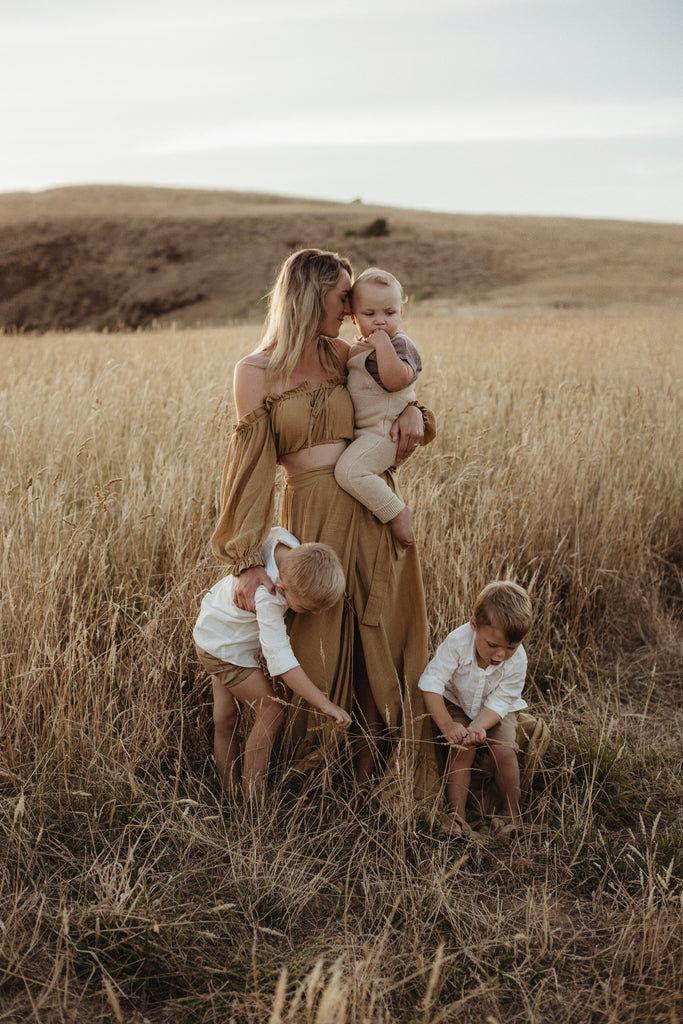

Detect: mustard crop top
211,379,354,574
264,377,354,455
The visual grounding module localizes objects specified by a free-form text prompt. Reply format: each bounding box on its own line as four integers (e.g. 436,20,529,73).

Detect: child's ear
469,617,478,632
276,583,286,596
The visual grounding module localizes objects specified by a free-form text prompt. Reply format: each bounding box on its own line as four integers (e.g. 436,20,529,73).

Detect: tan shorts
446,702,519,749
195,645,258,690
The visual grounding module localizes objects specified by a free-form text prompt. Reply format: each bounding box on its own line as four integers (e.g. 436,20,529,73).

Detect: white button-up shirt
193,527,300,678
418,622,528,720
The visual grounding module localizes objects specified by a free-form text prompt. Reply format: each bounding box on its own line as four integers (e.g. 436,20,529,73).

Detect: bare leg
390,505,414,547
445,744,477,820
491,743,522,826
231,670,285,801
212,677,240,794
241,696,285,800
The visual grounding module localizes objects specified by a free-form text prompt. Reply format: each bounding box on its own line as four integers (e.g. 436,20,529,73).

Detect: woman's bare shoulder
332,337,351,367
234,351,270,417
238,351,271,370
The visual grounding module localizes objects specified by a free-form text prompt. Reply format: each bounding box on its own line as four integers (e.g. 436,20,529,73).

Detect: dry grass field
1,283,681,1021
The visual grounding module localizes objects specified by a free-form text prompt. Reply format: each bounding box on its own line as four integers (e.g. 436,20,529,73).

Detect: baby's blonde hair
259,248,352,383
278,543,345,610
473,581,532,642
352,267,405,306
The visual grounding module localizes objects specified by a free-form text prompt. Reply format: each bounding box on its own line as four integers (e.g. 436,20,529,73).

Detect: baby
334,267,422,547
193,527,350,798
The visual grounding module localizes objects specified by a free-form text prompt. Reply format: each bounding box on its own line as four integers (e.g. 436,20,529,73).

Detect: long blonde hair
259,249,353,383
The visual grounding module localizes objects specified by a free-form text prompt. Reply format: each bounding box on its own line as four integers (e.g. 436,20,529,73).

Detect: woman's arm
211,353,277,606
390,401,437,463
228,355,276,611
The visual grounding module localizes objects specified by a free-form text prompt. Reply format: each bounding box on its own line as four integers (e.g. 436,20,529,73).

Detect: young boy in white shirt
333,267,422,548
418,581,533,830
194,527,350,798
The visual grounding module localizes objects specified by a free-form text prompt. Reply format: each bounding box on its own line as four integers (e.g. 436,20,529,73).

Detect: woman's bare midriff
279,441,348,478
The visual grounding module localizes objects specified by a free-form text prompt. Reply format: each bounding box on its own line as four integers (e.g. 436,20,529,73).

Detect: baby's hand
466,725,487,745
367,328,395,346
327,705,352,731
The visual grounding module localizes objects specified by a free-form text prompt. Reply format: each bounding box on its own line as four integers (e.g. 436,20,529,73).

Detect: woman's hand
233,566,274,613
390,404,424,464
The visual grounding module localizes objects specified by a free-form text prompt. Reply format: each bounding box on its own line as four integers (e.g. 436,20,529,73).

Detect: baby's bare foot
390,506,414,547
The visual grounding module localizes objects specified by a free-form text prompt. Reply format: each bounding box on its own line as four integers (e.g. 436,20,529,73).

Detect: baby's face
352,281,402,340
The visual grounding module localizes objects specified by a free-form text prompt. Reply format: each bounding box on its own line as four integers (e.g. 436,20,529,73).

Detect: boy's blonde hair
278,543,345,610
352,267,405,306
259,248,352,383
473,581,532,642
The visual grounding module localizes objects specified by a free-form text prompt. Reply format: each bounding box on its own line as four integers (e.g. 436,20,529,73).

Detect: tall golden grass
1,306,681,1022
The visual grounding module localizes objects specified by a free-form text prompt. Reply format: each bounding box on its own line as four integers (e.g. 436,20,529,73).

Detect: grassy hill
1,184,682,331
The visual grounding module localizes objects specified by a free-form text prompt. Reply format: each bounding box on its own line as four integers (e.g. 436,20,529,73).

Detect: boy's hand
326,704,352,730
443,721,469,746
465,725,487,745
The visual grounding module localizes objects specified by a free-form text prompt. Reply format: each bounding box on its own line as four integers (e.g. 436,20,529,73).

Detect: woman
211,248,440,801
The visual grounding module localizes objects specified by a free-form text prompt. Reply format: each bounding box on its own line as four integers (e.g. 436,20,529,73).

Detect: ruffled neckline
263,376,346,411
234,376,348,430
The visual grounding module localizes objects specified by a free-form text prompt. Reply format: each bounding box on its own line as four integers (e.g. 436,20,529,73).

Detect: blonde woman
211,249,439,799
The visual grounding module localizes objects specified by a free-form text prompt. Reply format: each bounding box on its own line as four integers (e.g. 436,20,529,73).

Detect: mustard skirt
281,464,440,803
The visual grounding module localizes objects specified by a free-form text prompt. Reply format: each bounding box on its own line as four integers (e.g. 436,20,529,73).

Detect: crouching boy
419,581,533,829
194,527,350,799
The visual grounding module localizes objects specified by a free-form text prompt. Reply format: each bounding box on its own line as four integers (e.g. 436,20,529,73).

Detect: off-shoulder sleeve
210,406,277,574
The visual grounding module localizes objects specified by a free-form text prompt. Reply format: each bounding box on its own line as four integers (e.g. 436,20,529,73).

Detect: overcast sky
2,0,682,222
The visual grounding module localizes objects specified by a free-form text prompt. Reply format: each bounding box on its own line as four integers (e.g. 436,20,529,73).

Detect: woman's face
318,269,352,338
